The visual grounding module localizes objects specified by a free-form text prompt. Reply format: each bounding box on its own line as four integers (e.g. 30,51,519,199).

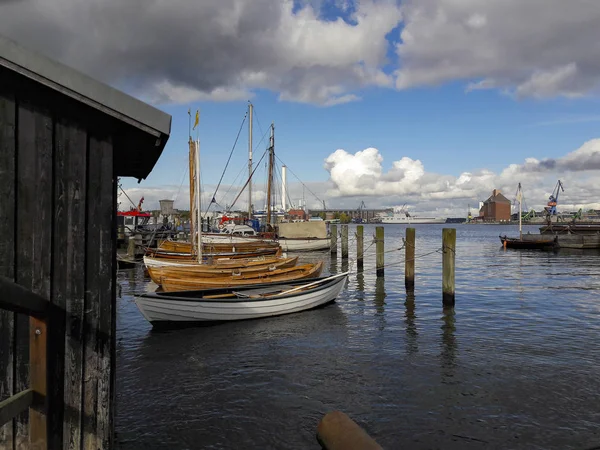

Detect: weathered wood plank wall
83,136,114,450
0,77,116,450
17,100,54,449
0,88,16,450
53,119,88,450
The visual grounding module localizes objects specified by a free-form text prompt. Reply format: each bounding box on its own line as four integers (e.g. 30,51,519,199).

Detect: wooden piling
375,226,384,277
317,411,382,450
405,227,415,290
442,228,456,306
356,225,364,270
341,225,348,259
330,224,337,255
127,236,135,258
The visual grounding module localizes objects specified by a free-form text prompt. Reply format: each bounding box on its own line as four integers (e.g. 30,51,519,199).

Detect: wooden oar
252,271,350,298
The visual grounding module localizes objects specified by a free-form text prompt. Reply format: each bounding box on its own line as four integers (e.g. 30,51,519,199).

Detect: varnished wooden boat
160,261,324,292
147,256,299,285
134,272,348,325
145,246,282,260
158,240,279,253
144,253,286,269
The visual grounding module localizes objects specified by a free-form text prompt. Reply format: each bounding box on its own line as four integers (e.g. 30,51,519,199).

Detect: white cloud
323,139,600,214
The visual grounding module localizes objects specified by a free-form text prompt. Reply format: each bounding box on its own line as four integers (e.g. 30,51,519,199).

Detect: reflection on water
404,290,418,356
440,307,457,382
374,276,386,315
117,224,600,450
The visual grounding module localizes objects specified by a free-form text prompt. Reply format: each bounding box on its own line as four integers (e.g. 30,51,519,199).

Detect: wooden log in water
405,227,415,290
442,228,456,306
356,226,364,270
376,226,384,277
317,411,382,450
341,225,348,259
330,224,337,255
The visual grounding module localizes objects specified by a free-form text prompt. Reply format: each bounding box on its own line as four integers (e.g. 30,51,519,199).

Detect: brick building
287,208,306,221
479,189,511,222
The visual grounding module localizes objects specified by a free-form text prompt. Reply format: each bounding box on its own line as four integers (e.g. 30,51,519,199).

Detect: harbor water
116,224,600,449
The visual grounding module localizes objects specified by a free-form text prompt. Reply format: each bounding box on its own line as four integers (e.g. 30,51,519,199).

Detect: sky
2,0,600,217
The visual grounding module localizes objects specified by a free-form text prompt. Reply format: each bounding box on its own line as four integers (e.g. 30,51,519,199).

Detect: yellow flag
193,110,199,130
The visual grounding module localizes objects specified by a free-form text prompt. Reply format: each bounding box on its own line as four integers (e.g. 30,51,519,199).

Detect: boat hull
500,235,557,250
134,275,347,324
278,238,330,252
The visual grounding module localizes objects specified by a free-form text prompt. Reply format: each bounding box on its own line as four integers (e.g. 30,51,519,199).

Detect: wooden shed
0,34,171,449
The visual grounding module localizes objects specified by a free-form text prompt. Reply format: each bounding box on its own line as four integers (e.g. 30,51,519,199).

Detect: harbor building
479,189,511,222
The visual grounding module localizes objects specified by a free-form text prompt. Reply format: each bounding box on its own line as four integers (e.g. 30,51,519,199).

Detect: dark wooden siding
0,77,116,450
0,87,16,450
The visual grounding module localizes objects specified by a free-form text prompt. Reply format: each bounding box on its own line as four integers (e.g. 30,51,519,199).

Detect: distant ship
379,208,446,224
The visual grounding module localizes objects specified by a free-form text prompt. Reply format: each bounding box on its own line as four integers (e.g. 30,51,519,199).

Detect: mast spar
248,102,253,219
196,138,202,263
266,122,275,230
518,182,522,239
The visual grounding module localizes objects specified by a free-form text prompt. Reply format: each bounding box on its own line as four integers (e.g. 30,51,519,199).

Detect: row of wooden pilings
330,224,456,306
317,226,456,449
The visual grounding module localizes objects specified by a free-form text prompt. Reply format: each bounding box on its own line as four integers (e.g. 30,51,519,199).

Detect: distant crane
354,201,367,223
545,180,564,217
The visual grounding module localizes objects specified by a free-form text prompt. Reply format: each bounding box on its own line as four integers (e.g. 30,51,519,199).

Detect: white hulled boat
380,208,446,224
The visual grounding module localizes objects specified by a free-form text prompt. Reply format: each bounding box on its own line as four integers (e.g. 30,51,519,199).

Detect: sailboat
499,183,558,250
145,117,287,268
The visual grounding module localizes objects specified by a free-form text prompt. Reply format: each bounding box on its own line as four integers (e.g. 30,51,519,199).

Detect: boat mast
196,138,202,262
266,122,274,229
188,137,195,255
248,102,253,219
518,182,522,239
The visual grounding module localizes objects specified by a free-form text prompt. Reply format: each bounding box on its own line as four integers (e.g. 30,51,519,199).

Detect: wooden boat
499,183,558,250
145,246,282,260
500,234,558,250
158,239,279,253
147,256,299,285
160,261,324,292
134,272,348,324
144,253,286,268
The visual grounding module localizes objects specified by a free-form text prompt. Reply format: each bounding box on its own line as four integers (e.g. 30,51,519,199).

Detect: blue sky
3,0,599,214
123,84,600,208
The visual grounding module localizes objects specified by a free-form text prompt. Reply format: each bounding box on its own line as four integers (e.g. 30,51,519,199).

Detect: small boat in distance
499,183,558,250
134,272,348,325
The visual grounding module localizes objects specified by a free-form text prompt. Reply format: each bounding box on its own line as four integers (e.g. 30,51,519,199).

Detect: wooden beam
83,135,114,450
0,277,49,318
0,390,34,429
0,88,16,450
17,100,53,449
29,317,47,450
52,118,87,450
